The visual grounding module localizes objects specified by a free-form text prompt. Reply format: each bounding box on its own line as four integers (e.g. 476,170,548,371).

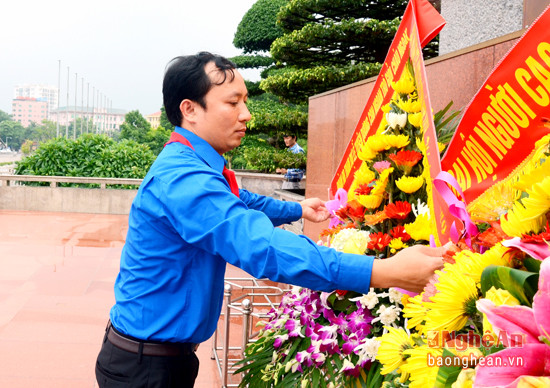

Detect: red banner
330,0,445,196
441,5,550,206
408,15,456,245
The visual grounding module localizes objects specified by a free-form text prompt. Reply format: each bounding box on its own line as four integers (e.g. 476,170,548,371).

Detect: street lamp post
6,137,11,150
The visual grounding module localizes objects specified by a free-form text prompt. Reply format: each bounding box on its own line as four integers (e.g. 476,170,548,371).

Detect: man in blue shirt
281,133,306,190
95,52,448,387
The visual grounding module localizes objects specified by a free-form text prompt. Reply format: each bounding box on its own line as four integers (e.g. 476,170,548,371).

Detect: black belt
105,321,198,357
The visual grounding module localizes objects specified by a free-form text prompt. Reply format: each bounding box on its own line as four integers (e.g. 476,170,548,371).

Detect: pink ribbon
326,188,348,228
434,171,479,247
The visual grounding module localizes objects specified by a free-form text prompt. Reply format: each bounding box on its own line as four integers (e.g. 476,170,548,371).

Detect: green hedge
15,134,155,187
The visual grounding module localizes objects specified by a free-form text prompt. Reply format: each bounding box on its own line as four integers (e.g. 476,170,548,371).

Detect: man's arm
371,244,448,293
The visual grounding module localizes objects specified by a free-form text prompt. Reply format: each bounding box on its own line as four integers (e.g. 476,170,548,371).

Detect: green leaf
433,349,462,388
480,265,539,306
523,257,542,273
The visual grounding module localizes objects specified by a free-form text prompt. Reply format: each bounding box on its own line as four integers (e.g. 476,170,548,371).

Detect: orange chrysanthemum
320,224,356,238
384,201,412,220
390,225,411,242
521,222,550,243
389,150,423,168
355,183,373,196
363,210,389,226
367,232,392,251
335,200,366,223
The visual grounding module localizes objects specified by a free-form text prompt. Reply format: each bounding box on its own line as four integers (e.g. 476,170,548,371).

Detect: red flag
330,0,445,196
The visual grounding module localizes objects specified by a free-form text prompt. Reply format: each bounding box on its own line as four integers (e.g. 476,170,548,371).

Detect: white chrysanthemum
356,337,381,362
350,289,379,310
330,228,370,253
412,198,430,217
388,288,404,304
373,305,402,326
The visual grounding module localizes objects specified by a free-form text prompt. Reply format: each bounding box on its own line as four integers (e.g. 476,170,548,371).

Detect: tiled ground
0,210,263,387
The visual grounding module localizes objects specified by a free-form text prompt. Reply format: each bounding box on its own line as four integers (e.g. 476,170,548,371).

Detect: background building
11,97,48,127
145,111,161,129
50,106,127,133
13,84,59,118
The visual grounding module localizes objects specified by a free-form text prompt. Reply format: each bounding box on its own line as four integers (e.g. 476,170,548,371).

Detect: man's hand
370,243,452,293
300,198,331,223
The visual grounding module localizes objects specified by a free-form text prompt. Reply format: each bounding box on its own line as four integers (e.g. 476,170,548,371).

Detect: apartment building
11,97,48,127
145,111,161,129
50,106,127,133
13,84,59,118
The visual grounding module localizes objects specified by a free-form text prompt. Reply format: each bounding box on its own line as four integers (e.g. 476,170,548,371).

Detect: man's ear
179,99,197,123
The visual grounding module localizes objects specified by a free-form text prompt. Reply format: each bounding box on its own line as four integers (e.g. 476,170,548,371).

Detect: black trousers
95,331,199,387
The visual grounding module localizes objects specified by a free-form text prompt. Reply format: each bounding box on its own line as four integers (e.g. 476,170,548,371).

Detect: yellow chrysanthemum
385,134,410,149
396,175,424,194
381,103,392,113
397,98,422,113
404,213,432,241
400,345,443,388
366,134,392,152
354,163,376,186
424,269,480,332
389,237,408,253
415,137,426,155
342,231,370,255
438,142,446,153
517,376,550,388
376,327,415,375
522,175,550,220
467,180,519,223
358,194,383,209
500,201,545,237
403,293,428,334
358,144,378,161
408,112,422,128
376,115,389,134
448,243,512,284
534,133,550,149
371,179,388,197
482,286,520,334
513,159,550,192
392,68,416,95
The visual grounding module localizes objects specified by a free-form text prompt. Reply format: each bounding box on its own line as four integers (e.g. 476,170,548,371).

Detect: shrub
15,134,155,187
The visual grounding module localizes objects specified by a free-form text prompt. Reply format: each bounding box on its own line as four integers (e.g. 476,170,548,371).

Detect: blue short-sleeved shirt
109,127,374,343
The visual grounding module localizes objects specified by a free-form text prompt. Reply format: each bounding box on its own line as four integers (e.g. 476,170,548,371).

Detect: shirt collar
175,126,226,173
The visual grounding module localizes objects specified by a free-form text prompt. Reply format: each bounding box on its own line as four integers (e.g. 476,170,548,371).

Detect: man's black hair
163,52,236,127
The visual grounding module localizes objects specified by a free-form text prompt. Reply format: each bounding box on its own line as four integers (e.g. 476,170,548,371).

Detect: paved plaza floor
0,210,250,387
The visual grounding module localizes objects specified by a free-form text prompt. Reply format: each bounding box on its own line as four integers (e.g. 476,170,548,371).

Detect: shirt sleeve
238,189,302,226
157,160,373,294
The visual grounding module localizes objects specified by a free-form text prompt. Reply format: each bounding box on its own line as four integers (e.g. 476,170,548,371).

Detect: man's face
194,62,251,155
283,136,296,148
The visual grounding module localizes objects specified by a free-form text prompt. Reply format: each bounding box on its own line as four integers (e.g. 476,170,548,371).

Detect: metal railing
212,278,290,387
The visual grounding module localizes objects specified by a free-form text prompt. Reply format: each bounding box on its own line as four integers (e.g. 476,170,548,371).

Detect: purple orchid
347,307,373,337
284,319,305,338
474,257,550,387
340,358,362,377
342,333,363,355
325,188,348,228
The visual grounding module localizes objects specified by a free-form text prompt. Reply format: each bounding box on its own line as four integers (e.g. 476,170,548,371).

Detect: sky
0,0,260,116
